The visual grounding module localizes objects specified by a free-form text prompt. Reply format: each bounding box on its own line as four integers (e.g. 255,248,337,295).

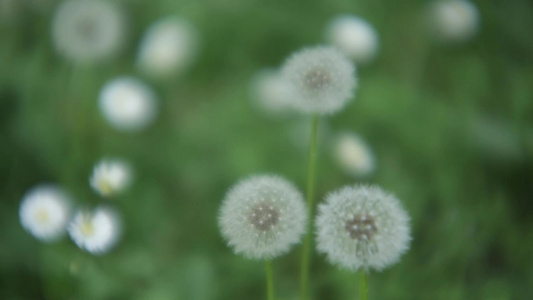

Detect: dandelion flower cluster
250,69,293,117
219,175,307,260
19,185,71,242
90,158,133,197
333,132,376,177
68,206,121,255
325,16,379,64
281,46,356,115
99,76,158,132
316,185,411,271
138,17,199,78
51,0,126,63
427,0,480,43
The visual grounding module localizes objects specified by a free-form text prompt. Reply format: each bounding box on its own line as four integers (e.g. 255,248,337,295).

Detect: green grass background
1,0,533,299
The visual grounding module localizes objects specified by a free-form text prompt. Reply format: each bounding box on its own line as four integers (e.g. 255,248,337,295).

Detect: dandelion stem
266,260,274,300
360,270,368,300
300,115,319,300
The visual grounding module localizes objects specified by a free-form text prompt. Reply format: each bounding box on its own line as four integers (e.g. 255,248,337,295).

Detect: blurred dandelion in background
51,0,127,64
250,68,293,118
90,158,133,198
332,132,376,178
19,185,71,242
325,15,379,65
68,206,121,255
99,76,158,132
426,0,480,44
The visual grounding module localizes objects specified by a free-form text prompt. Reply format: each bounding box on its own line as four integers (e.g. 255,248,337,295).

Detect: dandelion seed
19,185,71,242
281,46,356,115
218,175,307,260
316,185,411,271
99,76,158,132
333,132,376,177
90,158,133,197
51,0,126,63
325,15,379,64
68,206,121,255
427,0,480,43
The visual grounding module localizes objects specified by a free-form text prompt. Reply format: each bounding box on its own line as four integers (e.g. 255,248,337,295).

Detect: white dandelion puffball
250,69,293,117
325,16,379,64
68,207,121,254
333,132,376,177
19,185,71,242
316,185,411,271
138,17,199,78
99,76,158,132
427,0,480,43
219,175,307,260
90,159,133,197
281,46,356,115
51,0,126,63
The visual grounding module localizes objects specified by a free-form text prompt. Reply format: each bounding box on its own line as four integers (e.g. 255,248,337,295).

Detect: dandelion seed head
90,158,133,197
68,206,121,255
427,0,480,43
316,185,411,271
250,69,293,117
333,132,376,177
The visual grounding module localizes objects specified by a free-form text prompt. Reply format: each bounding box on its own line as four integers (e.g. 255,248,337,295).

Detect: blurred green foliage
1,0,533,299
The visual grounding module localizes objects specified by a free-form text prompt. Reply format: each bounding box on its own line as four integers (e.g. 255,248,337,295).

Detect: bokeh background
1,0,533,299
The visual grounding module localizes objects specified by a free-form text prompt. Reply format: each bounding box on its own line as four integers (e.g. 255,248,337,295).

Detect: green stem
300,115,319,300
360,271,368,300
265,260,274,300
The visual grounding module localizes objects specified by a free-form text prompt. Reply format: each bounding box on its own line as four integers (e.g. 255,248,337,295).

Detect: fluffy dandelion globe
250,69,293,117
316,185,411,271
427,0,480,43
99,76,158,132
51,0,126,64
325,15,379,64
138,17,199,78
281,46,356,115
68,206,121,255
333,132,376,177
19,185,71,242
218,175,307,260
90,159,133,197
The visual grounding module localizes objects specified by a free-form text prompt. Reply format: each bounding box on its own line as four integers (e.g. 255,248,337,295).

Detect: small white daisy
281,46,356,115
250,69,293,117
90,158,133,197
51,0,126,63
19,185,71,242
68,206,121,255
325,15,379,64
99,76,158,132
316,185,411,272
333,132,376,177
137,17,199,78
219,175,307,260
427,0,480,43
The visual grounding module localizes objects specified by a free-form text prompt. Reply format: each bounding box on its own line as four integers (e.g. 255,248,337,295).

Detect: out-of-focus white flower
427,0,480,43
325,15,379,64
316,185,411,272
333,132,376,177
51,0,126,63
68,206,121,255
99,76,158,132
90,159,133,197
250,69,293,117
19,185,71,242
281,46,356,115
219,175,307,260
137,17,199,78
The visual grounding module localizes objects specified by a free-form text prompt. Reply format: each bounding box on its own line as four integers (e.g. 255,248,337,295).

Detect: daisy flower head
218,175,307,260
427,0,480,43
90,158,133,197
333,132,376,177
68,206,121,255
51,0,126,64
137,17,199,78
281,46,356,115
250,68,293,117
316,185,411,272
19,185,71,242
99,76,158,132
325,15,379,64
